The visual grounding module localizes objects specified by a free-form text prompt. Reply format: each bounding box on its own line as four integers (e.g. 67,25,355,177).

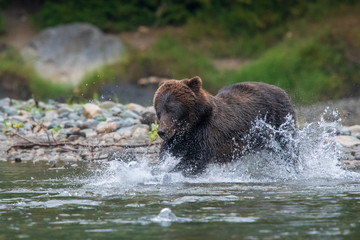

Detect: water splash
149,208,191,227
82,109,359,193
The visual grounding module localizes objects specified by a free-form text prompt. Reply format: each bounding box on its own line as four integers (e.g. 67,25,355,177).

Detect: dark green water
1,159,360,240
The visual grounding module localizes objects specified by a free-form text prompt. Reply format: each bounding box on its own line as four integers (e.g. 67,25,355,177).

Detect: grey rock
333,136,360,148
0,132,6,140
110,106,123,116
120,118,141,128
0,106,18,116
127,103,145,114
348,125,360,135
116,126,133,138
44,111,59,121
122,110,141,119
141,111,156,125
59,112,70,118
0,98,11,107
64,121,75,128
21,23,125,85
100,101,116,109
31,112,43,120
94,114,107,122
132,124,150,139
58,106,74,115
66,127,85,138
68,112,81,121
96,121,119,134
77,119,99,130
80,129,97,138
339,127,351,136
23,122,34,131
83,103,102,118
48,121,60,130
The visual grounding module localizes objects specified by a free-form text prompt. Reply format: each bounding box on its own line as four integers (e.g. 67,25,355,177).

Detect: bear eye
156,112,161,120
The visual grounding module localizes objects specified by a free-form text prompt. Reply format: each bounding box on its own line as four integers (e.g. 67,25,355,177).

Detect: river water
1,119,360,239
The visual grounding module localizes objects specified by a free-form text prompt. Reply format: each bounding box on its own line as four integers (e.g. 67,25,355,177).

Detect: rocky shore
0,97,360,170
0,98,160,167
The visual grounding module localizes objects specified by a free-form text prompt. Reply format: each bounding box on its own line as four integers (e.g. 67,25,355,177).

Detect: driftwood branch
5,118,161,162
6,140,161,154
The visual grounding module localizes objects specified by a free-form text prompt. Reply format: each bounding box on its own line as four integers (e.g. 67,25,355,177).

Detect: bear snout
157,127,176,140
157,129,166,139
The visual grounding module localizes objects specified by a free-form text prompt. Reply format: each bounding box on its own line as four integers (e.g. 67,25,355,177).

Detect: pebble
64,121,76,128
0,132,6,140
333,136,360,148
96,121,119,134
58,106,74,115
80,129,97,138
110,106,123,116
122,109,141,119
83,103,102,118
0,106,18,116
116,126,133,138
339,127,351,136
127,103,145,113
44,110,59,121
120,118,141,128
132,124,150,138
94,114,107,122
100,101,117,109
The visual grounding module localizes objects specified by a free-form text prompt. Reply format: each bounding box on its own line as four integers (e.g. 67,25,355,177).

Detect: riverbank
0,97,360,170
0,97,160,167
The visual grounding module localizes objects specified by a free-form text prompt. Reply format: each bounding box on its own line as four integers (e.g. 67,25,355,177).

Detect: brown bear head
153,76,211,140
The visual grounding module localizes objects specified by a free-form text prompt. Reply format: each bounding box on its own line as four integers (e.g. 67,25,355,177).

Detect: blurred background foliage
0,0,359,104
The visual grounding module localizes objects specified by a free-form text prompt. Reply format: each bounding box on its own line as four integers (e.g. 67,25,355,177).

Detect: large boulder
21,23,124,85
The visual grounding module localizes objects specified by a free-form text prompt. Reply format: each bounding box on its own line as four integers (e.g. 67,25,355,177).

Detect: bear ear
158,80,166,87
185,76,202,92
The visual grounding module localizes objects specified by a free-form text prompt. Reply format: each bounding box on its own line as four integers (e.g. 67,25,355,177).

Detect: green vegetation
0,12,5,34
3,120,24,133
123,26,359,104
1,0,359,105
0,47,73,100
32,0,194,32
148,121,159,143
224,32,358,104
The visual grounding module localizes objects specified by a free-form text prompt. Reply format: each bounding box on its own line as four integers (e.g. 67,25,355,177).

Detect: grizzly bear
153,76,297,176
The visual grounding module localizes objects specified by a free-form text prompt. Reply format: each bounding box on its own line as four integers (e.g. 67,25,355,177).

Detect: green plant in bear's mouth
148,121,159,143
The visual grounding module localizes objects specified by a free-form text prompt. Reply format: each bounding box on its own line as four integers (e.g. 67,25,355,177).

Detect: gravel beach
1,97,360,170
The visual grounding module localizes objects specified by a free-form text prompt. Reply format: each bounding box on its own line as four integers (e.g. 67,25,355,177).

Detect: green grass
0,47,73,100
224,32,357,104
122,28,359,105
2,1,359,105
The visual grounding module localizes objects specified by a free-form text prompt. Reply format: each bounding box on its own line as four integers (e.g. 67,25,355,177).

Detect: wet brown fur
153,76,296,176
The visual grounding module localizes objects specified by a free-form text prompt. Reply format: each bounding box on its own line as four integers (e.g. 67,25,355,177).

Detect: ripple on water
12,199,101,209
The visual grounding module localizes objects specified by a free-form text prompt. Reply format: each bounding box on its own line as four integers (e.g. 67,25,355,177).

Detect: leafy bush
33,0,205,32
33,0,357,34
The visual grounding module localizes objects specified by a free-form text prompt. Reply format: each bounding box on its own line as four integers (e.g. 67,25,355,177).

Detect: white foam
81,109,360,195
